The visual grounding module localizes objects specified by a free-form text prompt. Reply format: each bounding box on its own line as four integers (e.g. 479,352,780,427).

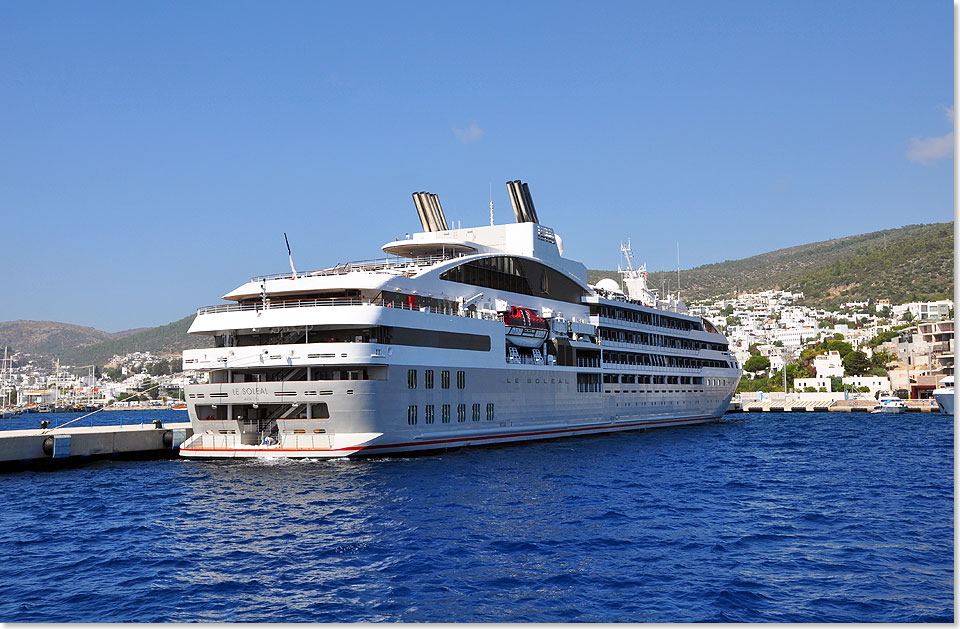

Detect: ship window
441,370,450,389
425,370,434,389
407,405,418,425
380,327,491,352
472,403,481,422
486,403,494,421
310,403,330,419
407,369,417,389
457,371,466,389
457,403,466,422
425,404,435,424
441,404,451,423
439,255,585,304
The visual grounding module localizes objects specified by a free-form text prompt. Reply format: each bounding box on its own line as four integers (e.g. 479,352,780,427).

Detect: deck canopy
381,237,478,258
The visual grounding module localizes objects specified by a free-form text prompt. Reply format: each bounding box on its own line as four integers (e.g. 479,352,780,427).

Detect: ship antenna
489,183,494,226
676,240,681,301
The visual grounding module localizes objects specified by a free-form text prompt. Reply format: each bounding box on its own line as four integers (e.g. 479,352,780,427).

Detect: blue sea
0,410,953,622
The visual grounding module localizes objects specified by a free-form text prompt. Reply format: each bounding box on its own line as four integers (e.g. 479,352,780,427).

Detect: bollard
40,420,49,429
153,418,163,429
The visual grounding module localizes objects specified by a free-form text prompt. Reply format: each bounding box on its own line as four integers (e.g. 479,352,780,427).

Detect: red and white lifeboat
503,306,549,347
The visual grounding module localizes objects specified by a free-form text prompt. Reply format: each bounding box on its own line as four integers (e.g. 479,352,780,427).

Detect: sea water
0,411,952,622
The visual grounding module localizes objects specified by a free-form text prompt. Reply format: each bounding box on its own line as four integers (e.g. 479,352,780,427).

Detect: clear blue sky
0,1,953,331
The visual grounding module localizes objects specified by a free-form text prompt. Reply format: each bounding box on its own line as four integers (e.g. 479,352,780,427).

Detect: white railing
595,316,694,336
196,297,497,320
250,254,462,283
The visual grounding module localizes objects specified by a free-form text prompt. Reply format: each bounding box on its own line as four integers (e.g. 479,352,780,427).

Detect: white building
814,351,844,378
795,377,833,392
842,376,890,393
897,300,953,322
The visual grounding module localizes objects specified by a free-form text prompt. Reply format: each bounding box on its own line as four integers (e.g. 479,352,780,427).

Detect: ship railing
600,339,700,355
250,253,462,283
197,296,501,321
595,316,694,336
601,362,703,373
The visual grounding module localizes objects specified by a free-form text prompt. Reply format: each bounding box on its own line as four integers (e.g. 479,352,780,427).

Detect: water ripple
0,412,952,622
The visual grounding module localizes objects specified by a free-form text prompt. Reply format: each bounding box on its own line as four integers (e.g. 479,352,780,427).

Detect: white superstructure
179,181,741,458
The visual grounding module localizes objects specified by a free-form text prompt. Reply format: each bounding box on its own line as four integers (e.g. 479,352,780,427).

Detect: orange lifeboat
503,307,548,347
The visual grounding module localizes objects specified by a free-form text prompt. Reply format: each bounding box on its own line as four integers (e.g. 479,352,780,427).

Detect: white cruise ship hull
179,359,736,458
933,389,954,415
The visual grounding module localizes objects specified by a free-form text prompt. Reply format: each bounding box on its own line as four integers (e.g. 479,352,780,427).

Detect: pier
728,398,939,413
0,421,192,470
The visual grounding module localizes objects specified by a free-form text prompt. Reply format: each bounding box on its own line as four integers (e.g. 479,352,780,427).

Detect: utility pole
782,347,788,395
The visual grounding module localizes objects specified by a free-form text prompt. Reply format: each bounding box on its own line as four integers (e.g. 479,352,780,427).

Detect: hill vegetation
0,320,146,357
588,222,953,305
57,315,211,366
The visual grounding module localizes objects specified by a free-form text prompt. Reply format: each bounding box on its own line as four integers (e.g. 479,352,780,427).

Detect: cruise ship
179,181,741,458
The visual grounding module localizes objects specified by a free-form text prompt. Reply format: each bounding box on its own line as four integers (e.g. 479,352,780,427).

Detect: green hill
589,222,954,305
58,315,211,366
0,320,146,356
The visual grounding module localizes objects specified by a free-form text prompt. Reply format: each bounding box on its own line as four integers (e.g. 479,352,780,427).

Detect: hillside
589,222,954,305
57,315,212,366
0,320,142,356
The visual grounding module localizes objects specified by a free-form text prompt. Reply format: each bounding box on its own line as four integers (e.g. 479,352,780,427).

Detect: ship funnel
505,180,539,223
521,182,539,224
411,191,450,232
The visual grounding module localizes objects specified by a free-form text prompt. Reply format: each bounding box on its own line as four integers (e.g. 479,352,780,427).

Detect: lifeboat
503,306,548,347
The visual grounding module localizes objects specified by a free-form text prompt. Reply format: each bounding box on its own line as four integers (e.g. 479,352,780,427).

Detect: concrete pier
0,422,192,470
727,399,939,413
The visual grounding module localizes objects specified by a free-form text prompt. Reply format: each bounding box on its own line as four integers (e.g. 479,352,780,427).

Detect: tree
843,351,871,376
743,355,771,376
902,310,914,322
748,343,761,356
720,305,734,316
726,316,741,327
773,340,784,347
833,333,844,340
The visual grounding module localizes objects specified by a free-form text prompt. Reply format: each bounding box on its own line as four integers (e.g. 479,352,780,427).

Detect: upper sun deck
249,253,463,283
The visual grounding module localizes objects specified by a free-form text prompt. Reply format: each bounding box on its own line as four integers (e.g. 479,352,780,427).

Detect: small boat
933,375,954,415
871,395,906,414
503,306,549,347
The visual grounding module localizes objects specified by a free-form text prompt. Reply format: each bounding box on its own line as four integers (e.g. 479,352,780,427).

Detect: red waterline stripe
180,415,722,454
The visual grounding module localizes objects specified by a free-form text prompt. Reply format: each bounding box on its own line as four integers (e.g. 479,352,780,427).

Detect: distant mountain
0,320,124,356
57,315,211,366
589,222,954,305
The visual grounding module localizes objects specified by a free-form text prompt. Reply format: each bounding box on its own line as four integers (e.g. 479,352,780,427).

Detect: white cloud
906,106,955,165
453,122,483,143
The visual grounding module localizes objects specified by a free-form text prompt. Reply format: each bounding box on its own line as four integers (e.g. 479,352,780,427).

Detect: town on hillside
688,292,953,402
0,293,953,415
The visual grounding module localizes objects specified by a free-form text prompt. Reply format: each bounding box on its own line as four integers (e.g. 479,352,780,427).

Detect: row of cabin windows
600,328,728,353
604,374,704,385
602,352,729,370
407,403,494,425
408,369,466,390
591,305,702,332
